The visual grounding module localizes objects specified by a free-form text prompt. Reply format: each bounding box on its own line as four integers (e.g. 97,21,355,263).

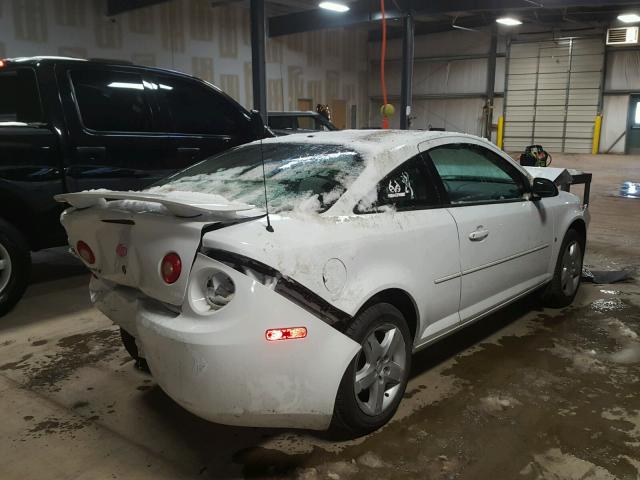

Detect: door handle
469,227,490,241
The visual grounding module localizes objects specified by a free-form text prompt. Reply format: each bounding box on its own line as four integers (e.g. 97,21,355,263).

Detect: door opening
626,94,640,154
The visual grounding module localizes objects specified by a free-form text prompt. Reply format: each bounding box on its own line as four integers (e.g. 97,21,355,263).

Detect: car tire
120,328,149,372
542,228,585,308
0,219,31,317
331,303,412,437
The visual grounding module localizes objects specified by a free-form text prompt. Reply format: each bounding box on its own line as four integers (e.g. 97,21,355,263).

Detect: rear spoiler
55,191,255,218
523,167,592,207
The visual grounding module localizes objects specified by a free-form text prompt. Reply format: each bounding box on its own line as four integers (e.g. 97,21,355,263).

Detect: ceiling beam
269,2,405,37
106,0,170,15
269,0,640,36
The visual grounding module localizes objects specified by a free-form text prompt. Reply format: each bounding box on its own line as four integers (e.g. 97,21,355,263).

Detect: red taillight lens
0,60,5,68
265,327,307,341
76,241,95,264
161,252,182,284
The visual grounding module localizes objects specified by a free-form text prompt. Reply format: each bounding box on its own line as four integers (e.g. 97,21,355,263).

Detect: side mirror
531,177,559,199
249,110,266,138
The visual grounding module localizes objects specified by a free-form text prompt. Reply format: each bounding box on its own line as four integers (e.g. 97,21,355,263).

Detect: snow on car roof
254,129,479,165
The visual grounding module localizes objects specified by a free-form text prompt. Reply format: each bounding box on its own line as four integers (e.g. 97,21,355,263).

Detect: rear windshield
0,68,43,124
148,143,365,213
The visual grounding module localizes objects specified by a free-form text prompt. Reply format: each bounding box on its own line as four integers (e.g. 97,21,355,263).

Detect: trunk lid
57,191,259,306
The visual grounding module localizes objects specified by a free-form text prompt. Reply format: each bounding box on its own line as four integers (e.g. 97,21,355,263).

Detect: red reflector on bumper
265,327,307,341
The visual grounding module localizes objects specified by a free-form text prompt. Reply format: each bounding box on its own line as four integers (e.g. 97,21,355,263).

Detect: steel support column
250,0,267,122
484,27,498,139
400,14,414,130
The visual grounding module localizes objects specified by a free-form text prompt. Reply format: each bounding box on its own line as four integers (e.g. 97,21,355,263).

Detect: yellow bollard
592,115,602,155
497,115,505,150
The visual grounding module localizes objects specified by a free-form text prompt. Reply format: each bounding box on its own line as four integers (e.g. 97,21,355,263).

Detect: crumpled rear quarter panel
135,254,361,430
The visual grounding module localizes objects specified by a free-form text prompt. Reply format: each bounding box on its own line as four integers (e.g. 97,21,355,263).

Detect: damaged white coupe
57,130,589,436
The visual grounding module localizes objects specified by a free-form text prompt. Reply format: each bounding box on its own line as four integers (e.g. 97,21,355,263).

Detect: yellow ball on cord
380,103,395,118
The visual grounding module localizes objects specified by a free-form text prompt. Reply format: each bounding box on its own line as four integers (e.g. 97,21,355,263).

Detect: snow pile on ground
479,394,522,413
547,344,608,374
519,448,617,479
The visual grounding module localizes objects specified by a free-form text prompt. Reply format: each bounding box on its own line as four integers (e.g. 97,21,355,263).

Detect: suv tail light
161,252,182,284
76,241,95,265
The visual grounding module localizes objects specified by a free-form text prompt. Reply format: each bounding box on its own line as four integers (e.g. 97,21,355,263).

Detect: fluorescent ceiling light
618,13,640,23
496,17,523,26
319,2,350,13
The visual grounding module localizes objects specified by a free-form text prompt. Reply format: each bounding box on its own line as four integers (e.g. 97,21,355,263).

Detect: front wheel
0,219,31,317
542,228,584,308
331,303,412,437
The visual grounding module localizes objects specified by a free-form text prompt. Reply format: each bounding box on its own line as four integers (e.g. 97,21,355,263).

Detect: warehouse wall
0,0,370,126
368,29,506,136
369,27,639,155
601,49,640,153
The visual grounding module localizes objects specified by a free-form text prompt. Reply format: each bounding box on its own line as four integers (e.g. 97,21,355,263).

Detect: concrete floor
1,154,639,480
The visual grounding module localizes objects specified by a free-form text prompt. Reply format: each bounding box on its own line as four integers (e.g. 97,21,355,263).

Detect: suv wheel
0,220,30,317
331,303,412,437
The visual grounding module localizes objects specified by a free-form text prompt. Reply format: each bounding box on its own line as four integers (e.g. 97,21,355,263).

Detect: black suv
0,56,266,315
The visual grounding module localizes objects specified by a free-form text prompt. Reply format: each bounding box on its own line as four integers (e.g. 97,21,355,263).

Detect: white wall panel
605,50,640,91
600,95,630,153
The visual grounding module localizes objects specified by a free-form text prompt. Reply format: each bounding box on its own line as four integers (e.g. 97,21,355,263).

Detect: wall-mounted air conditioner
606,26,639,45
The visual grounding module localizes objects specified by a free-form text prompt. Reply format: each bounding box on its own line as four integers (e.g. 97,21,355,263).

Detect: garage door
503,38,604,153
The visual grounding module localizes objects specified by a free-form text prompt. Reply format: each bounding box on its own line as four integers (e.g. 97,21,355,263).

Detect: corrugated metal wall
504,38,605,153
368,30,506,133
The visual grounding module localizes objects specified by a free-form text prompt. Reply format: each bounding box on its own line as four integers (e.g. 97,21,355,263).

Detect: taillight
0,60,5,68
76,241,95,264
161,252,182,284
265,327,307,341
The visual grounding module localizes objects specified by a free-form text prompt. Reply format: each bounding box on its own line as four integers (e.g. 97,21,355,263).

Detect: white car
57,130,589,436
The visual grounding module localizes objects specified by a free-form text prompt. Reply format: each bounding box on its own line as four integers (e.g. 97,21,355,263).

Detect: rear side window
70,69,154,133
154,75,245,135
356,155,440,213
429,144,526,205
0,69,43,123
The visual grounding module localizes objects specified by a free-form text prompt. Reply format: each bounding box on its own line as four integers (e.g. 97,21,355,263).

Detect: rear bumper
91,254,360,430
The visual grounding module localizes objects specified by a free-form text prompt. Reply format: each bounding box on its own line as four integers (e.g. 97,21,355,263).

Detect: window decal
387,171,414,199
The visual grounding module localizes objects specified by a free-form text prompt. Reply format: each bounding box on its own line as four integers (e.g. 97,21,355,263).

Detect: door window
70,69,155,133
356,155,440,213
428,144,526,205
154,75,245,135
0,68,43,123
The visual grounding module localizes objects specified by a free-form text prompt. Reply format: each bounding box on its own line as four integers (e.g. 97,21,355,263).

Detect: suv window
154,75,245,135
428,144,526,205
356,155,440,213
298,116,315,130
269,116,296,131
70,69,154,133
0,68,43,123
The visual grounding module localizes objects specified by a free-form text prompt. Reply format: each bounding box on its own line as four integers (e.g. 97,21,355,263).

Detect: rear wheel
542,228,584,308
331,303,411,437
120,328,149,372
0,220,31,317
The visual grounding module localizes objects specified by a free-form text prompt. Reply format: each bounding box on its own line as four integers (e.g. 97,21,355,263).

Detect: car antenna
259,132,274,233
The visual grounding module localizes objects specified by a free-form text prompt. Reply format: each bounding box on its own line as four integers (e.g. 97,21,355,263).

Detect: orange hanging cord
380,0,389,129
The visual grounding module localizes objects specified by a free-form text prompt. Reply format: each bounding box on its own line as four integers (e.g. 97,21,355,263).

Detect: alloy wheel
353,323,407,416
560,240,582,297
0,243,12,293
